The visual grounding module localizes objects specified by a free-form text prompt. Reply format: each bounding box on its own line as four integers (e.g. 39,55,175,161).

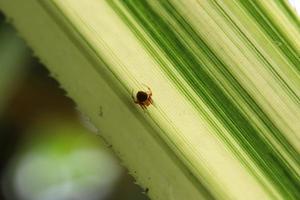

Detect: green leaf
0,0,299,199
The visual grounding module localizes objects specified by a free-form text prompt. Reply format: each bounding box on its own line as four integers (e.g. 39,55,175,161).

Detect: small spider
132,85,153,109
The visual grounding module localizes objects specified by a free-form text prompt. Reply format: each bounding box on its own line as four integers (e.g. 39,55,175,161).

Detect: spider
132,85,153,109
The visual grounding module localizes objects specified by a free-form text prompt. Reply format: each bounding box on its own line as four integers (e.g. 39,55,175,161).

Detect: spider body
133,86,153,109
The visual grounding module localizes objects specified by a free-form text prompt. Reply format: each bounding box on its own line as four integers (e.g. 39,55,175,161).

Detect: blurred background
0,12,149,200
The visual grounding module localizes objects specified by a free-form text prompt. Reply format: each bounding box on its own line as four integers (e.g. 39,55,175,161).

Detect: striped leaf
0,0,299,199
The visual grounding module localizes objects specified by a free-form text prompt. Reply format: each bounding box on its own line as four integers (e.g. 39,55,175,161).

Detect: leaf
0,0,299,199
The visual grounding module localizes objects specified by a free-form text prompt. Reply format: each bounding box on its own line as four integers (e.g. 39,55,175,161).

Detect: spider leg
143,104,149,110
149,97,153,104
141,83,152,96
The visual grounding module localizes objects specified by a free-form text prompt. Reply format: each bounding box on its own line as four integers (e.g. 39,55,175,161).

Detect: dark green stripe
211,0,300,105
161,1,300,165
238,0,300,73
109,0,300,199
278,0,300,29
